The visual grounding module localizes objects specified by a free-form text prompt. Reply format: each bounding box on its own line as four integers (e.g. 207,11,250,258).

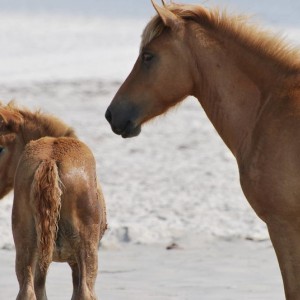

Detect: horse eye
0,147,4,154
142,52,154,63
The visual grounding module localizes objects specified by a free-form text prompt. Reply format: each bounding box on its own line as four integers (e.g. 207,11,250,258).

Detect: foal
106,1,300,299
0,103,107,300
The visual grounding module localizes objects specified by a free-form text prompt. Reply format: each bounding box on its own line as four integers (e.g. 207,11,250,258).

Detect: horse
105,1,300,299
0,102,107,300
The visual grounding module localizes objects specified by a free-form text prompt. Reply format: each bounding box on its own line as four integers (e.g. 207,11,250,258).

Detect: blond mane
0,102,76,140
142,3,300,72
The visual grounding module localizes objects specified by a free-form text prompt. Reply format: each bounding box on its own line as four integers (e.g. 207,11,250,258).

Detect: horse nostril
105,109,112,124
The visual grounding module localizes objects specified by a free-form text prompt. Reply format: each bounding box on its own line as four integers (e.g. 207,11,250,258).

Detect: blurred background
0,0,299,23
0,0,299,84
0,0,299,249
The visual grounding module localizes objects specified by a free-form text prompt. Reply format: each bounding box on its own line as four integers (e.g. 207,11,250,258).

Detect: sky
0,0,298,29
0,0,158,16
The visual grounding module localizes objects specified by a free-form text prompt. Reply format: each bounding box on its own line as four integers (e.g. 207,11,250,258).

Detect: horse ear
0,106,23,134
151,0,183,31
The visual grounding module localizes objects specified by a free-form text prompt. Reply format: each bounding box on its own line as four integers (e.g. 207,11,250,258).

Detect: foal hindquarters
12,137,106,300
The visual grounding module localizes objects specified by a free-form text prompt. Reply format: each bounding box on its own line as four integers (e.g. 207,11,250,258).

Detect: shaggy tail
31,160,62,273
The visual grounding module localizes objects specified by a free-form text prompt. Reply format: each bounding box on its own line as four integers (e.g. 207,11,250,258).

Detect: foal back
13,136,106,300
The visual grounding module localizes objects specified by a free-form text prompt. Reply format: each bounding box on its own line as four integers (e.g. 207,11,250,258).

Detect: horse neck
188,25,288,158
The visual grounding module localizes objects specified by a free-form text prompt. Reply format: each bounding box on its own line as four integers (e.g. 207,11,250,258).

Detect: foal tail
31,160,62,273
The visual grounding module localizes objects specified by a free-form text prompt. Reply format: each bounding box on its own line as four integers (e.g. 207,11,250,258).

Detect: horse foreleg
268,220,300,300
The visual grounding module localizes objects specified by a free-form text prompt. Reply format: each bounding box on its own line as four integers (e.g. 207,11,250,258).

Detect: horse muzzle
105,105,141,138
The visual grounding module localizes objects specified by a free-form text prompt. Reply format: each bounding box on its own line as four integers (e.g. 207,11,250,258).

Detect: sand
0,238,284,299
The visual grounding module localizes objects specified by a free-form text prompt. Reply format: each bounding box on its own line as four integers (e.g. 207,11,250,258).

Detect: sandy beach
0,0,300,299
0,238,284,300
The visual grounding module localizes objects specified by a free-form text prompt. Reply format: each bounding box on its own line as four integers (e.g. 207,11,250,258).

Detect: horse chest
239,152,300,222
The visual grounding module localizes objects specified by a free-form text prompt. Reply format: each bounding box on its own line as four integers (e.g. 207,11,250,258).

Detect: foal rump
31,159,62,273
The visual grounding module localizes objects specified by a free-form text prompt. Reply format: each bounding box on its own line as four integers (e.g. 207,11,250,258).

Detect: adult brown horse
0,103,107,300
105,1,300,299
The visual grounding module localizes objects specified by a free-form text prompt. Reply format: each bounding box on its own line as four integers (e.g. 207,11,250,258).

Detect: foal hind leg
15,247,37,300
72,241,99,300
34,264,50,300
268,220,300,300
68,260,80,300
13,218,38,300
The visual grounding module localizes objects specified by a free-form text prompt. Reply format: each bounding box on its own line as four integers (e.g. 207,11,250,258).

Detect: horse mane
142,3,300,73
0,102,77,140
